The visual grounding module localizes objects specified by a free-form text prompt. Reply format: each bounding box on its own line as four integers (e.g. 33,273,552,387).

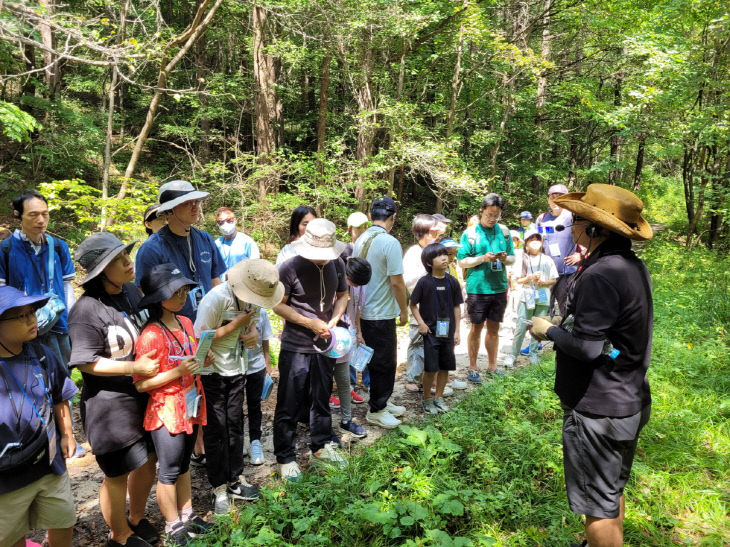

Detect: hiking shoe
350,389,365,404
486,368,505,377
529,353,540,365
422,398,440,415
503,354,516,368
521,343,543,355
467,370,482,383
127,518,159,545
385,401,406,417
366,409,401,429
280,461,302,482
164,521,192,546
313,442,347,467
329,395,341,408
227,477,260,501
431,386,454,397
434,397,450,412
340,420,367,438
190,452,206,467
448,380,468,390
249,439,264,465
106,534,153,547
212,485,230,515
183,515,214,537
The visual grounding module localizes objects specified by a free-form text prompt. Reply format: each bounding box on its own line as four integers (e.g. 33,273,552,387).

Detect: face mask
527,241,542,252
218,221,236,235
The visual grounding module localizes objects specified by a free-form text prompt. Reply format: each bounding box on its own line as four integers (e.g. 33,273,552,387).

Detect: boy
244,308,273,465
409,244,463,414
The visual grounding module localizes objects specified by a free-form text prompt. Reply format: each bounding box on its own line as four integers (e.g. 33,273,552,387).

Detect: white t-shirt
515,252,558,304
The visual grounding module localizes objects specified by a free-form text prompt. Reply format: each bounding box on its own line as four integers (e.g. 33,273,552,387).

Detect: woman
275,205,316,265
68,232,160,547
134,264,212,545
0,286,77,547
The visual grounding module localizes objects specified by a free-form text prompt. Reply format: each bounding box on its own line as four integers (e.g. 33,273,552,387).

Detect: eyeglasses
482,213,502,221
173,287,191,298
0,310,36,323
183,200,205,210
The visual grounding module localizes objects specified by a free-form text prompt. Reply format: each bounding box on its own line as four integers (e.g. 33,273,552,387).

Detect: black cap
138,263,198,308
144,204,161,223
371,196,397,216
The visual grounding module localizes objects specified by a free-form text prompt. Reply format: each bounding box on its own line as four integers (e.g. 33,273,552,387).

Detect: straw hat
227,259,284,309
291,218,346,261
554,184,653,241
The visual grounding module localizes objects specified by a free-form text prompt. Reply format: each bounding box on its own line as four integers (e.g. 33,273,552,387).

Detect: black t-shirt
68,283,150,455
278,255,347,353
553,238,653,416
410,274,463,339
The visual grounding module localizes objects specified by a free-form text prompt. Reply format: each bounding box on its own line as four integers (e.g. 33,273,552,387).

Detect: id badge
435,319,450,338
491,259,502,272
549,243,561,257
524,288,535,310
46,417,57,465
535,288,549,305
184,386,201,419
189,286,205,311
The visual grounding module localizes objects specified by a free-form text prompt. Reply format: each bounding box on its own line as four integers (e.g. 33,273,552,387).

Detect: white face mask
218,221,236,235
527,240,543,253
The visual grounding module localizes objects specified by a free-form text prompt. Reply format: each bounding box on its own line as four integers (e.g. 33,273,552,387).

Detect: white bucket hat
157,180,209,214
291,218,346,261
227,259,284,309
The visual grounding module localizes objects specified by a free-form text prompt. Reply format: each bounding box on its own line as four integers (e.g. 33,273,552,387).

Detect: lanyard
478,225,503,255
431,275,452,317
527,254,543,289
159,318,194,356
0,357,52,427
21,240,50,293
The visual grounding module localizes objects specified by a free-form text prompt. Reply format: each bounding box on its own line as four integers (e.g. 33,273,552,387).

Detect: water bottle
561,315,620,359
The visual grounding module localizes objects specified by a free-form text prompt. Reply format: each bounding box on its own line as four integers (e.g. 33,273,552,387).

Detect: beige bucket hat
227,259,284,309
291,218,346,261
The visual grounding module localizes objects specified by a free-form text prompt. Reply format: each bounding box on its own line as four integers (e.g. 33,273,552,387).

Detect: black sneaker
127,518,159,545
106,533,153,547
165,521,192,546
189,453,206,467
184,515,215,537
227,479,260,501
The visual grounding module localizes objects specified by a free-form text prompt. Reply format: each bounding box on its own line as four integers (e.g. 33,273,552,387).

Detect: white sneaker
249,439,265,465
448,380,468,390
212,485,230,514
430,386,454,397
385,401,406,417
503,354,516,368
312,442,347,467
434,397,450,412
279,461,302,482
366,409,401,429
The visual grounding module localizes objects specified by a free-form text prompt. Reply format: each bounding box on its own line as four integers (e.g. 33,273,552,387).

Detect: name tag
549,243,561,257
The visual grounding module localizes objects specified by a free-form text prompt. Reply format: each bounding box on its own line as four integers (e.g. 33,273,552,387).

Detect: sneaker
521,343,543,355
249,439,264,465
312,441,347,467
486,368,505,377
431,386,454,397
467,370,483,383
183,515,214,537
227,477,260,501
340,420,367,438
503,354,516,368
164,522,191,547
106,534,153,547
422,398,440,415
212,485,230,515
366,409,401,429
190,452,206,467
385,401,406,417
127,518,159,545
528,353,540,365
350,389,365,404
280,461,302,482
329,395,341,409
448,380,468,390
434,397,450,412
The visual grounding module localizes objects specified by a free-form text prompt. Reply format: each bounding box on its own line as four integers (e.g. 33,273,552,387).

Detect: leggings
334,360,352,423
150,424,198,485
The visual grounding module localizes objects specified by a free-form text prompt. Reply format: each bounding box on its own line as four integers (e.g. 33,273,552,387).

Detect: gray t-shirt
246,308,272,374
352,226,404,320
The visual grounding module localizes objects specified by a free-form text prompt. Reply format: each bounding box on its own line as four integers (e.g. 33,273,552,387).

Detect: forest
0,0,728,248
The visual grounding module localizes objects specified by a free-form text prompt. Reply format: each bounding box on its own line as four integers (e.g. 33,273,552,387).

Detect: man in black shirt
530,184,653,547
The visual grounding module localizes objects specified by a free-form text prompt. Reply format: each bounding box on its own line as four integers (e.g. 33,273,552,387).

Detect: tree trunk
633,131,646,191
354,44,376,204
196,34,211,167
38,0,60,99
607,63,623,185
535,0,551,181
316,54,331,185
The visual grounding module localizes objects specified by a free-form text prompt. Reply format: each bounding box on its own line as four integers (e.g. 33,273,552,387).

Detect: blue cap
520,211,532,220
439,238,461,249
0,286,49,318
370,196,397,216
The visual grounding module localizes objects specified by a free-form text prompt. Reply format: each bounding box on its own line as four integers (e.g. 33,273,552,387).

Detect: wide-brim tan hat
228,259,284,309
554,184,653,241
291,218,347,261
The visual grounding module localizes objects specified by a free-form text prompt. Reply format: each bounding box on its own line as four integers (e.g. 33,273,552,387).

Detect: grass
193,231,729,546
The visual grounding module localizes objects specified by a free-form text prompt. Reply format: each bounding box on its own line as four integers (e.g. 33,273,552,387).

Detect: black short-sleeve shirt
277,256,347,353
410,274,463,339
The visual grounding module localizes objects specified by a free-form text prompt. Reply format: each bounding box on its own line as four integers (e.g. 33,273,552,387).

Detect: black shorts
423,335,456,373
95,436,153,478
562,405,651,519
466,292,507,324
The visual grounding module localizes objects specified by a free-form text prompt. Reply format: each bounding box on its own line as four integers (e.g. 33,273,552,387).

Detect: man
536,184,582,317
457,193,515,382
530,184,653,547
431,213,451,238
135,180,226,321
273,219,349,480
353,197,408,429
214,206,261,272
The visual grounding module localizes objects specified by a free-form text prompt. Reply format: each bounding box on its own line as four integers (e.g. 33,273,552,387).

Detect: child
0,287,77,547
243,307,273,465
133,264,212,545
504,231,558,367
409,244,464,414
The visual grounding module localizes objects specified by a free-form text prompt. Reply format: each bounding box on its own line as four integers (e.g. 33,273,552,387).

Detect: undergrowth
193,231,729,546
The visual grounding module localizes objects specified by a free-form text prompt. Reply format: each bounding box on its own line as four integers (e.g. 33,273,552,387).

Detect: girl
134,264,212,545
275,206,316,266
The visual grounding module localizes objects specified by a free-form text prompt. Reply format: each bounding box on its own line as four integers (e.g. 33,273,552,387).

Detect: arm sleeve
133,327,168,381
259,311,273,340
68,319,106,368
64,281,76,310
278,262,293,297
336,259,347,292
193,291,220,337
547,326,605,361
385,239,404,276
410,278,424,305
546,259,559,280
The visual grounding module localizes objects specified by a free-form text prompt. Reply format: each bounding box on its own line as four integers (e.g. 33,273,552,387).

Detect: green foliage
0,101,41,142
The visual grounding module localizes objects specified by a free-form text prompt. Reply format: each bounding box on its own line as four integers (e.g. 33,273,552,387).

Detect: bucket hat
439,238,462,249
548,184,569,196
157,180,209,214
347,212,369,228
0,286,49,318
75,232,136,285
291,218,346,261
227,259,284,309
138,263,198,308
554,184,653,241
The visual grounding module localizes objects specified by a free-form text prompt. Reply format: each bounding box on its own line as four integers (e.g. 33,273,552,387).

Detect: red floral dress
134,316,207,434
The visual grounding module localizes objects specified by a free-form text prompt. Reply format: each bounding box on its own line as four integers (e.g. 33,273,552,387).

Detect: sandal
405,383,421,392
